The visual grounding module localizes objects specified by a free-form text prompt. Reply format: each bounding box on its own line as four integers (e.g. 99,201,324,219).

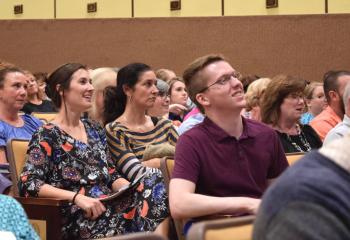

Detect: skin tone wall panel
0,0,54,19
328,0,350,13
0,15,350,82
56,0,131,19
225,0,325,16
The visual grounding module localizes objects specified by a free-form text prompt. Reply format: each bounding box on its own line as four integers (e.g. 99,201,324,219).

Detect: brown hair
0,67,24,88
260,74,307,126
304,81,323,100
182,54,226,113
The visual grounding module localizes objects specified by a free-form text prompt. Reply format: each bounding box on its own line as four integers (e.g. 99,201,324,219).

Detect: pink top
310,106,342,141
184,107,200,121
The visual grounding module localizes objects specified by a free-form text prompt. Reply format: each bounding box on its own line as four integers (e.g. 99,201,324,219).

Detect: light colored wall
328,0,350,13
225,0,325,16
56,0,131,19
0,0,54,19
134,0,221,17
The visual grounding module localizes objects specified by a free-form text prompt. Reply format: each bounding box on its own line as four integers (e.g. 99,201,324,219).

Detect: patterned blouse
106,117,178,181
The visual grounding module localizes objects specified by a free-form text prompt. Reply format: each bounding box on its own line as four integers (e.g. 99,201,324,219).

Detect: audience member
89,67,117,125
310,70,350,141
0,194,39,240
177,109,204,135
104,63,179,235
155,68,176,82
168,77,189,125
19,63,156,239
261,75,322,153
170,54,288,224
324,81,350,144
147,79,171,119
33,72,50,101
301,82,327,124
21,71,56,114
245,78,271,121
253,133,350,240
0,67,42,163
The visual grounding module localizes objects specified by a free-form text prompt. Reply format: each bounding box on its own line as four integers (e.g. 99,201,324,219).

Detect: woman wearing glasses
260,75,322,153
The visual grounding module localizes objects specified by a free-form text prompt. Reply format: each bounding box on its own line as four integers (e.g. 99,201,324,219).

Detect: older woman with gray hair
147,79,171,119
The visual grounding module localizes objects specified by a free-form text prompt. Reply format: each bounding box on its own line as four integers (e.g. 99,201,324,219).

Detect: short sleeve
172,134,200,184
267,131,289,179
0,124,5,147
18,128,50,197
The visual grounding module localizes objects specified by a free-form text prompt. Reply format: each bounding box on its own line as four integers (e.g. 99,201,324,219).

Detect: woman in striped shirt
104,63,178,235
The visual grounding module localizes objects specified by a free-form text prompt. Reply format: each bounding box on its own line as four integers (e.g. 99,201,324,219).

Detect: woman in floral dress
18,63,167,239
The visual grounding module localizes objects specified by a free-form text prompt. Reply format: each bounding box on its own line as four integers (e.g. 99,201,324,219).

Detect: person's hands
141,158,161,168
74,194,106,220
169,104,187,115
112,178,130,192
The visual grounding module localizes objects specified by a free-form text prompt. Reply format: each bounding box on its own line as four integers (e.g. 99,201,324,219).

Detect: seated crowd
0,55,350,239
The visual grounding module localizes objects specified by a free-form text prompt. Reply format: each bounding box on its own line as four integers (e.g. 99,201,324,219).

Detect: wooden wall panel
0,14,350,82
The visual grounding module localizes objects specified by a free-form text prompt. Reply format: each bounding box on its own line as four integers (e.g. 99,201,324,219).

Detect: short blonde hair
89,68,117,122
304,82,323,100
245,78,271,111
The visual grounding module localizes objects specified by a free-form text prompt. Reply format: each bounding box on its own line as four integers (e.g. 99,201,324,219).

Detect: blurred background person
245,77,271,121
168,77,188,125
155,68,176,82
21,70,55,114
261,75,322,153
33,72,50,101
147,79,170,119
301,82,327,125
89,67,117,125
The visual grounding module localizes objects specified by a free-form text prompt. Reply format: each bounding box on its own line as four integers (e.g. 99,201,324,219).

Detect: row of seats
6,138,304,240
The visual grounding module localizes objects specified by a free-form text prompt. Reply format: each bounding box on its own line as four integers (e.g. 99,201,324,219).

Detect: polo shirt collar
203,117,256,142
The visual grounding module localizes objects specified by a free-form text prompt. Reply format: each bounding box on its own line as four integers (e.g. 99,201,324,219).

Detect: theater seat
286,152,305,165
7,138,67,240
95,232,168,240
160,157,185,240
32,112,57,123
187,215,255,240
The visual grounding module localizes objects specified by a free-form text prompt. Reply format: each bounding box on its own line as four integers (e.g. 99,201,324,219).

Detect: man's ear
328,90,340,102
196,93,210,108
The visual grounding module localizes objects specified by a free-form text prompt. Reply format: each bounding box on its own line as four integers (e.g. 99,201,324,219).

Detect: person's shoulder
155,117,174,129
22,114,42,127
244,118,276,136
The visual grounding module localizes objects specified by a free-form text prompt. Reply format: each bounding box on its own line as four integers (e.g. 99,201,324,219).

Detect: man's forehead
201,60,235,79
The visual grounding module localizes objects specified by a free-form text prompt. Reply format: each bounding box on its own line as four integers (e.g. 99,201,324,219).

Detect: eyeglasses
197,72,241,94
157,91,170,100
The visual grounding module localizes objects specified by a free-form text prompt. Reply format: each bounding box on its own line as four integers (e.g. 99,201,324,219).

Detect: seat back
7,139,65,240
6,139,29,196
187,215,255,240
32,112,57,123
95,232,168,240
286,152,305,165
160,157,184,240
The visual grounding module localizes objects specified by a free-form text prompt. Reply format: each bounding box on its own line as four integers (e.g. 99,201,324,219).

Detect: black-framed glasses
197,72,241,94
157,91,170,100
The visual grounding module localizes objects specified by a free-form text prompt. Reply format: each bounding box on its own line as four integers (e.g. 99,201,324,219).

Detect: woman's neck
0,104,22,126
54,107,81,127
121,104,147,126
275,119,299,135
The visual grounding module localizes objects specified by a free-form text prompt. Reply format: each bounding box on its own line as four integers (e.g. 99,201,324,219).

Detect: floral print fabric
19,119,168,239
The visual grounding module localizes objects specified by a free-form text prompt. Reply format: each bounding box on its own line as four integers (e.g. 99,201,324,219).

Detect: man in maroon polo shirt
169,54,288,222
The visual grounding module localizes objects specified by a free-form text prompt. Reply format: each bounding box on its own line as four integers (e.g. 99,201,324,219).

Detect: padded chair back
286,152,305,165
95,232,168,240
7,138,66,240
160,157,184,240
6,139,29,196
187,215,255,240
32,112,57,122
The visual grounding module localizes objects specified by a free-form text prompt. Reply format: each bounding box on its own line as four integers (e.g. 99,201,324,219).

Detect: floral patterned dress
19,119,168,239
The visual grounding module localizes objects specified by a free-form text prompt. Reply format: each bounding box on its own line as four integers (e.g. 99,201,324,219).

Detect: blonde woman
245,78,271,121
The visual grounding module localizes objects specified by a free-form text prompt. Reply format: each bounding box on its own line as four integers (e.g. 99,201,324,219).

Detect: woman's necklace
285,124,312,152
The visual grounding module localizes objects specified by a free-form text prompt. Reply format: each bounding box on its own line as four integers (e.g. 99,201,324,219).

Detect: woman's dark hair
103,63,152,125
47,63,87,108
0,67,24,88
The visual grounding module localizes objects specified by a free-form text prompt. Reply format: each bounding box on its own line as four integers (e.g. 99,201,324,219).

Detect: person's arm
141,158,161,168
169,104,188,116
169,178,260,220
0,147,7,163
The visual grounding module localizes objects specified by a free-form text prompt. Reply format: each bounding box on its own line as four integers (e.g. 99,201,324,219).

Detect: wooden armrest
15,197,68,206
